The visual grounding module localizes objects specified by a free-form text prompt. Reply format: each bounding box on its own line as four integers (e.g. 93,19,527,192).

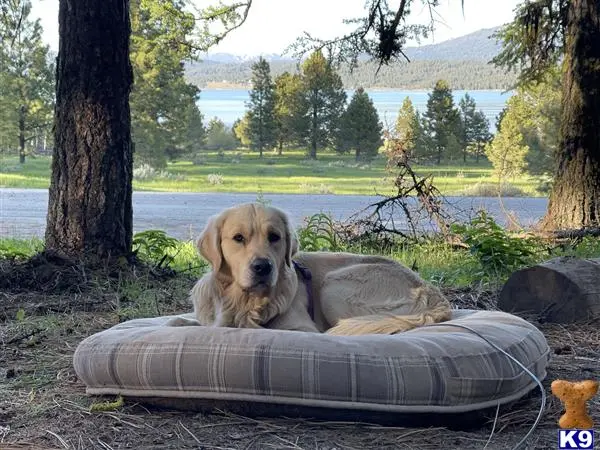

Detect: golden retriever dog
172,203,451,336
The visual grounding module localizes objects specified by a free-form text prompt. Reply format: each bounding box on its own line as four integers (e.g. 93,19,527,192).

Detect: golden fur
171,203,452,335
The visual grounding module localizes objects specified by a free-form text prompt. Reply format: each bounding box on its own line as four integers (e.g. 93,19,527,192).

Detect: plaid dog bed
73,309,550,414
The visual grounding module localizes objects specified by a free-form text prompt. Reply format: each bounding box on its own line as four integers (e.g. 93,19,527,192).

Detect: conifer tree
459,93,492,163
0,0,54,163
337,88,383,162
421,80,462,164
295,50,347,159
246,57,276,157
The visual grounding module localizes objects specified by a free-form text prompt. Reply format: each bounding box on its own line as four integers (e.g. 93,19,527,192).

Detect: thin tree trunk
18,105,25,164
278,140,283,155
45,0,134,261
259,105,263,158
542,0,600,230
310,94,318,159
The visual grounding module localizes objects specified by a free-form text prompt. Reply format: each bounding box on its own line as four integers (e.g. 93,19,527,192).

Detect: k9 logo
558,430,595,449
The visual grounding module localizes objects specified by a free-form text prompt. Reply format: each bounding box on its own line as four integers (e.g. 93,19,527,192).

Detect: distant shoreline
199,82,511,93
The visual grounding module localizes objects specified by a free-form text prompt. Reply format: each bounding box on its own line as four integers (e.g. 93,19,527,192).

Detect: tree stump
498,257,600,323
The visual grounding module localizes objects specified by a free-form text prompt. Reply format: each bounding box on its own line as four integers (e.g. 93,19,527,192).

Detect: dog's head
197,203,299,295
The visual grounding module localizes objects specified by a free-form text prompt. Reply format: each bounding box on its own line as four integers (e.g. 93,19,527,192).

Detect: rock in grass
498,257,600,323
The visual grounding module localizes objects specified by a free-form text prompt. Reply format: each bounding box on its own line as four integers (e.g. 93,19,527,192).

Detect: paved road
1,188,549,241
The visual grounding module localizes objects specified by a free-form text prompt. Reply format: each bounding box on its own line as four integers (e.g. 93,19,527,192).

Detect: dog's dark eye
268,232,281,243
233,233,245,243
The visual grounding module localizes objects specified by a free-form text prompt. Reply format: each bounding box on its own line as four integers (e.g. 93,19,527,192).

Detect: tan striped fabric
73,310,550,413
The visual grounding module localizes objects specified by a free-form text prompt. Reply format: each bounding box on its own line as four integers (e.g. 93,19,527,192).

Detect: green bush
450,210,538,278
459,182,526,197
132,230,180,269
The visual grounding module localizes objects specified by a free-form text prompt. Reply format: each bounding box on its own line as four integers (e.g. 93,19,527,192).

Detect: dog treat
551,379,598,429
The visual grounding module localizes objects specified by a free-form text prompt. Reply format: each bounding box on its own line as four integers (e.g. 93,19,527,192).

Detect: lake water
197,89,513,130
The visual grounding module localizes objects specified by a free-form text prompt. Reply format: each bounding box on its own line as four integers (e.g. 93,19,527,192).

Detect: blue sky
31,0,522,55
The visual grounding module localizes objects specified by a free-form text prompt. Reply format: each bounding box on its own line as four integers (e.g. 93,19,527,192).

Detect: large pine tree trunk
45,0,134,261
541,0,600,230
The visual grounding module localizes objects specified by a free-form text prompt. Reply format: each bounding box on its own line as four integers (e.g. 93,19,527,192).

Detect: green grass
0,237,44,258
1,150,543,196
5,230,600,290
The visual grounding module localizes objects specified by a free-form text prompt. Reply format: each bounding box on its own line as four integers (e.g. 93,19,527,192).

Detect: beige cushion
73,309,550,414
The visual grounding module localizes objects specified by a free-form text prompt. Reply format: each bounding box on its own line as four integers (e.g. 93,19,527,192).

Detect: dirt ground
1,259,599,450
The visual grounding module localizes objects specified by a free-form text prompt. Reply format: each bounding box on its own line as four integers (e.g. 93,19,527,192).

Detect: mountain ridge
199,27,503,64
186,27,516,90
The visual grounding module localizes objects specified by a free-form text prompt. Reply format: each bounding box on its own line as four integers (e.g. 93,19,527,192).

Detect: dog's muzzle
249,257,274,288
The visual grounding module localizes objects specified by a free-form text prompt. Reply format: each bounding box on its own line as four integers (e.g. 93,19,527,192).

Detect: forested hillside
185,27,518,90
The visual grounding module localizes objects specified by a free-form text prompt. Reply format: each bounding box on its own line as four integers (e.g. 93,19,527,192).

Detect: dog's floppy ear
286,228,299,267
198,213,224,271
276,207,299,267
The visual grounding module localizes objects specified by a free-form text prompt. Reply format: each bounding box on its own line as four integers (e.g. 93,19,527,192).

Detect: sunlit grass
4,233,600,290
0,237,44,258
0,150,542,196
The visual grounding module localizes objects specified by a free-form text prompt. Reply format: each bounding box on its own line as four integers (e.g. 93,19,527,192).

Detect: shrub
133,163,186,181
133,163,158,180
298,183,333,194
450,210,538,278
460,182,525,197
207,173,224,185
133,230,180,269
318,184,333,194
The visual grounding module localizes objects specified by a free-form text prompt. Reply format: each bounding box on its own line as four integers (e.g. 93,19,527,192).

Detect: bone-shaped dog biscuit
551,379,598,429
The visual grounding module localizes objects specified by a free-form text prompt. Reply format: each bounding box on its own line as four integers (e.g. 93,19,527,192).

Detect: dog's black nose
251,258,273,277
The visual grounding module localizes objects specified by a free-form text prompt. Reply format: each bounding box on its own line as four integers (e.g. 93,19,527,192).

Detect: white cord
420,322,547,450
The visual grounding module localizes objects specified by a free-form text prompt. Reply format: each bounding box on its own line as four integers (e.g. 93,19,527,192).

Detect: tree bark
541,0,600,230
45,0,134,261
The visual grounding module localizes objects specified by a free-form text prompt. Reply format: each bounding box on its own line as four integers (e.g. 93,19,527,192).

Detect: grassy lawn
1,150,544,196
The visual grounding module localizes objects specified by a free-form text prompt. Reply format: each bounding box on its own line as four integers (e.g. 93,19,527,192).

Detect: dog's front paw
235,313,264,329
166,316,202,327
